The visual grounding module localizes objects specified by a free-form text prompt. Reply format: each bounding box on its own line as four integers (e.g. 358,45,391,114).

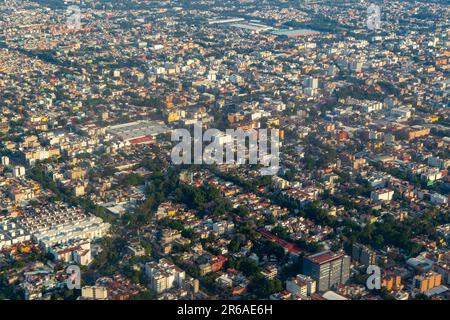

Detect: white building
286,274,316,298
81,286,108,300
361,101,383,113
216,274,233,288
145,259,185,294
49,239,92,266
391,106,412,119
13,166,26,178
212,220,234,235
1,156,9,166
371,189,394,202
272,176,290,190
430,193,448,205
421,169,443,182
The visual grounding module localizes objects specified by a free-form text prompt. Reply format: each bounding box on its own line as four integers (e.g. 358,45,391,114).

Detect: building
271,29,320,38
1,156,9,166
391,106,412,119
127,244,146,257
13,166,26,178
0,219,30,249
272,176,290,189
413,271,442,293
370,189,394,202
286,274,317,298
303,251,350,292
360,101,383,113
321,290,349,300
106,120,170,144
17,204,110,259
430,193,448,205
49,239,92,266
427,156,450,170
304,77,319,97
406,126,430,140
81,286,108,300
352,243,377,267
382,274,402,291
261,265,278,280
21,147,60,165
212,221,234,235
199,263,213,276
304,77,318,90
145,259,185,294
8,186,35,203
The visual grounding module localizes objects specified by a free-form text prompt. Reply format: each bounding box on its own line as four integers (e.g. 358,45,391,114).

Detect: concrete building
145,259,185,294
413,271,442,293
1,156,9,166
370,189,394,202
81,286,108,300
352,243,377,267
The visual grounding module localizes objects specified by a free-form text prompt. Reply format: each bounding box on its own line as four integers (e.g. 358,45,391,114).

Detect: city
0,0,449,309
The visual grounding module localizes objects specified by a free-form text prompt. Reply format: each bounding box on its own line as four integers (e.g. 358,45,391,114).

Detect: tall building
303,77,319,97
304,76,318,89
382,273,402,291
303,251,350,292
1,156,9,166
413,271,442,293
13,166,26,178
81,286,108,300
352,243,377,267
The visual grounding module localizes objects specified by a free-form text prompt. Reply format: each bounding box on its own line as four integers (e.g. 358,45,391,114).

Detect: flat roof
272,29,320,37
107,120,170,141
425,285,449,297
230,22,273,32
306,250,343,265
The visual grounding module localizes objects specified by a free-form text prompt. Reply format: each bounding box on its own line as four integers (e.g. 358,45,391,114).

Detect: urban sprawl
0,0,449,301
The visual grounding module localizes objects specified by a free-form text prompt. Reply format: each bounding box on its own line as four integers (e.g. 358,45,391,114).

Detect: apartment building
352,243,377,267
413,271,442,294
286,274,317,298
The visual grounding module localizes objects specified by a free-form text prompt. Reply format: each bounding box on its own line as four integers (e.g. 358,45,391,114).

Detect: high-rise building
303,250,350,292
352,243,377,267
286,274,317,298
13,166,26,178
413,271,442,293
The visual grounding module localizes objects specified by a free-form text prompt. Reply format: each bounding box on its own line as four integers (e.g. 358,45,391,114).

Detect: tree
228,237,243,253
248,275,282,299
121,173,144,187
131,290,157,300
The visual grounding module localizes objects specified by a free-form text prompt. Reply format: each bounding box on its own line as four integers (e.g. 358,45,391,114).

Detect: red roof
129,135,154,145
